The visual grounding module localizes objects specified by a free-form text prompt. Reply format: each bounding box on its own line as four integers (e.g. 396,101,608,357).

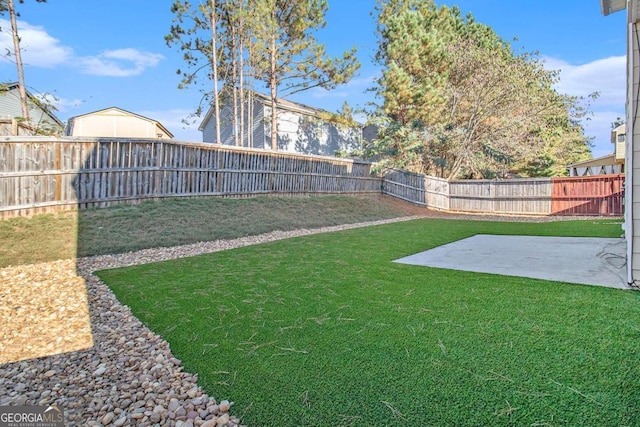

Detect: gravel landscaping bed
0,212,617,426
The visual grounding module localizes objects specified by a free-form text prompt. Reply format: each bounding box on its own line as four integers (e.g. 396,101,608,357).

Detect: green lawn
0,195,417,267
97,218,640,427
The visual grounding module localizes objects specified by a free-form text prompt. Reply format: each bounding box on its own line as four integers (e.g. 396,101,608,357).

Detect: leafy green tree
373,0,592,178
0,0,47,124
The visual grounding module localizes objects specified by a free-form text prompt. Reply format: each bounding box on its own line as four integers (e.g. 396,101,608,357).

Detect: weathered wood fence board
448,178,552,215
424,176,450,211
381,169,427,206
0,138,626,219
0,138,381,219
551,174,624,216
381,171,623,216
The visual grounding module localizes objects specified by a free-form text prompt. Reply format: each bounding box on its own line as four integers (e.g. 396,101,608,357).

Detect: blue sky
0,0,627,158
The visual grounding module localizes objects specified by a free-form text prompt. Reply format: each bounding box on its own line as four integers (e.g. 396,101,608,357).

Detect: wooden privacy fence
0,138,381,219
0,139,625,219
551,174,624,215
381,169,624,216
449,178,552,215
381,169,427,206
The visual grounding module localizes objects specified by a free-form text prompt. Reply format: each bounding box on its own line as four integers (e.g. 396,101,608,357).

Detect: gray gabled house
0,82,64,136
199,91,371,156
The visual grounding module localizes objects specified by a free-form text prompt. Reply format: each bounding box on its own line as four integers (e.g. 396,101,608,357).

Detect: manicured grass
96,218,639,426
0,195,418,267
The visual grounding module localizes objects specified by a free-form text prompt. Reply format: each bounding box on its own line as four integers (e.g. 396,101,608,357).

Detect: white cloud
0,19,163,77
543,55,626,107
542,56,626,157
78,48,164,77
45,96,85,113
583,109,625,157
0,19,73,67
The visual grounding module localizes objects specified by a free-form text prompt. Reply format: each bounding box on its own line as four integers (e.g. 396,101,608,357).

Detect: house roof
198,91,360,131
601,0,627,15
611,123,626,143
67,106,174,137
567,153,616,168
1,82,64,128
251,92,329,117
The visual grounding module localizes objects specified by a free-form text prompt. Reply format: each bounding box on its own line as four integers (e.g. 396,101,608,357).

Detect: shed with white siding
65,107,174,139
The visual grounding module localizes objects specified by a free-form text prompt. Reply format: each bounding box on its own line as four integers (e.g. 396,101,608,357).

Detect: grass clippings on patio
96,218,640,426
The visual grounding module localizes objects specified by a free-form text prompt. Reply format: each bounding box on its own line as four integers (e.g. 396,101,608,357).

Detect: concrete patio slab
394,235,628,289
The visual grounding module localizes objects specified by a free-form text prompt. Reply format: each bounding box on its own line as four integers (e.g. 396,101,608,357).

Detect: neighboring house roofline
250,92,330,118
602,0,640,21
601,0,626,15
198,90,363,131
198,104,215,132
567,153,616,168
611,123,626,143
67,106,174,138
1,81,64,128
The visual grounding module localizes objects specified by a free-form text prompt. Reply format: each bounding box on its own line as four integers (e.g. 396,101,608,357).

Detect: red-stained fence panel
551,174,624,216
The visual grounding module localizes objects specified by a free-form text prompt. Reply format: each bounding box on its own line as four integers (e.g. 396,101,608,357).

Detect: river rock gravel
0,213,614,426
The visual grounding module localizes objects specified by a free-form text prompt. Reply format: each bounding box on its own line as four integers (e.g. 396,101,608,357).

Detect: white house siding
249,101,267,149
206,95,362,156
204,99,267,148
201,111,216,144
72,114,155,138
333,125,362,153
271,109,328,153
0,88,23,118
630,0,640,282
263,104,362,155
68,108,172,139
616,136,626,162
217,103,236,145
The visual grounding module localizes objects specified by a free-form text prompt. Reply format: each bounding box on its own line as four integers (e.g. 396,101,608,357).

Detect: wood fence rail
551,174,624,216
0,138,381,219
0,138,625,219
381,169,427,206
381,169,624,216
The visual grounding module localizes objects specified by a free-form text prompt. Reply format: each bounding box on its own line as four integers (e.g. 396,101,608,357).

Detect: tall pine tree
168,0,360,150
250,0,360,149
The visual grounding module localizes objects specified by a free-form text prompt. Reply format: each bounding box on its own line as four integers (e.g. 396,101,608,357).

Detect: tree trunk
232,67,239,146
231,22,239,146
269,31,278,150
238,9,245,147
8,0,29,122
211,0,222,144
246,42,254,148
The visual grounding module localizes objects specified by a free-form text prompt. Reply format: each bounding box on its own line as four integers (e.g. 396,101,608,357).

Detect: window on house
618,133,626,143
